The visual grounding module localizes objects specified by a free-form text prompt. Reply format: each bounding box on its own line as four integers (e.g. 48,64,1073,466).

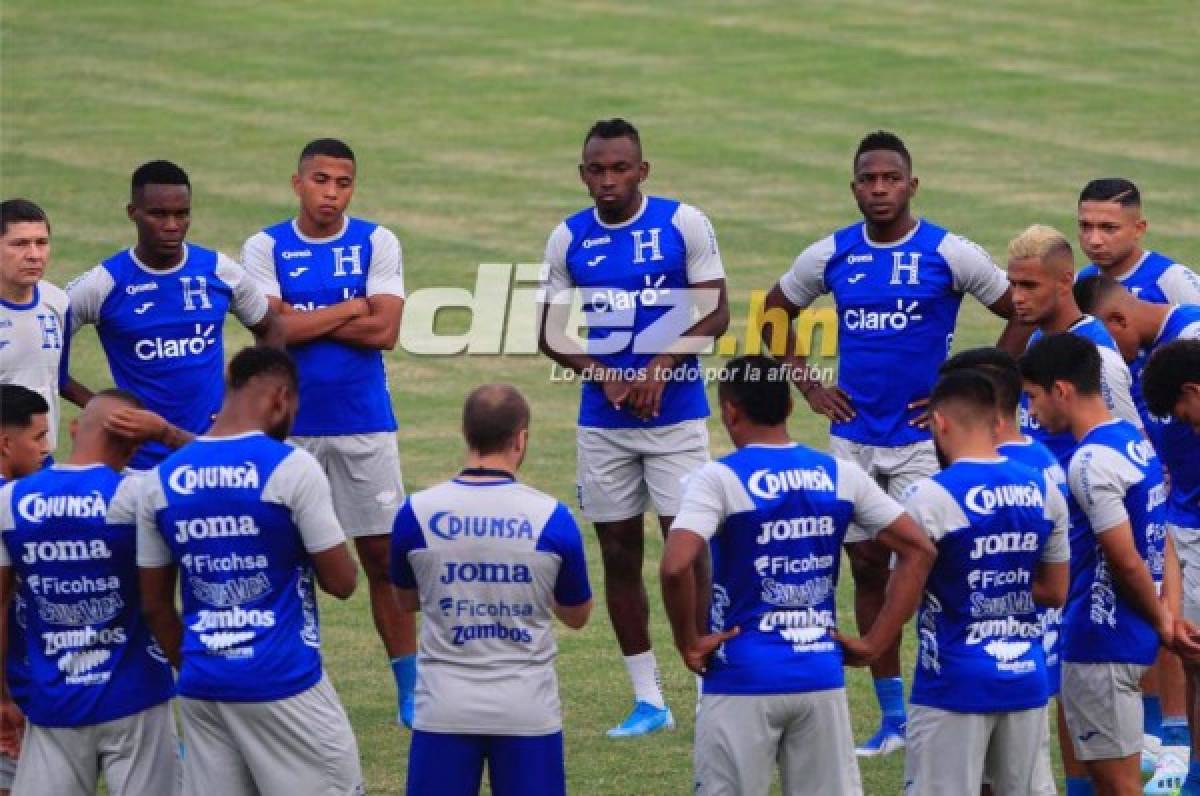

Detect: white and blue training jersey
672,443,903,695
779,220,1010,447
541,196,725,429
905,458,1068,713
0,465,174,727
390,476,591,736
243,217,404,437
136,432,346,702
0,281,71,446
1064,420,1167,666
68,245,268,469
1077,251,1200,306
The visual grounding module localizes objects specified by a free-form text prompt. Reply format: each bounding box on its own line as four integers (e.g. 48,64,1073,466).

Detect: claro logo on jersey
428,512,534,542
746,466,834,500
843,299,924,332
168,462,260,495
135,323,216,362
964,482,1043,516
17,491,107,524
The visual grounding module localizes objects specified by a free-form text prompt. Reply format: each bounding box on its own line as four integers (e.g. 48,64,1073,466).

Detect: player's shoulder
36,279,69,310
1144,250,1179,272
1074,315,1119,349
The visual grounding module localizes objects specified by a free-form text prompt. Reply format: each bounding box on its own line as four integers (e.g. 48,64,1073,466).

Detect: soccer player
242,138,415,724
901,369,1069,795
538,118,730,736
137,347,363,796
0,389,179,796
391,385,592,796
939,347,1067,795
67,160,283,471
0,199,94,447
762,130,1027,754
1076,178,1200,305
0,384,51,795
1143,340,1200,436
660,356,935,795
1077,275,1200,792
1021,333,1172,796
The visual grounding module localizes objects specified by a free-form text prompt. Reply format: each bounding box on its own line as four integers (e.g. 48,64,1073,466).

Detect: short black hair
131,160,190,200
0,198,50,236
94,387,143,410
1019,333,1102,396
583,118,641,154
854,130,911,171
1142,340,1200,418
1073,274,1128,315
0,384,49,428
929,369,997,422
227,346,298,392
1079,178,1140,208
939,347,1022,414
462,384,531,455
299,138,356,167
717,356,790,426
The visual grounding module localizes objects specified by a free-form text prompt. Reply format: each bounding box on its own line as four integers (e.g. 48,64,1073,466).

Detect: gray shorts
694,688,861,796
12,701,179,796
905,703,1049,795
0,752,14,790
576,419,709,522
1060,661,1148,761
179,674,363,796
1171,523,1200,623
291,432,404,537
828,437,938,501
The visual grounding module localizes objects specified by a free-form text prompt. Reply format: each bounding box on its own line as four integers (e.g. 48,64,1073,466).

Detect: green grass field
3,1,1198,792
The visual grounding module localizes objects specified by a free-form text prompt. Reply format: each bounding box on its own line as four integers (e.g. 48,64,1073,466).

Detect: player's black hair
854,130,911,171
0,198,50,236
227,346,298,392
94,387,144,410
718,356,790,426
131,160,190,200
1018,333,1102,396
1073,274,1128,315
583,118,641,154
299,138,356,166
462,384,531,455
939,347,1022,415
929,369,997,422
0,384,49,428
1142,340,1200,418
1079,178,1141,208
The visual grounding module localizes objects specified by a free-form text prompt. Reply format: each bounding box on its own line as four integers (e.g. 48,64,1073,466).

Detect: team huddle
0,120,1199,796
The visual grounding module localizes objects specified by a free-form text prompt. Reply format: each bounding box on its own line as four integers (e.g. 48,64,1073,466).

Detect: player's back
394,477,587,735
1064,419,1166,666
0,465,174,726
141,433,327,701
0,280,69,446
906,458,1064,713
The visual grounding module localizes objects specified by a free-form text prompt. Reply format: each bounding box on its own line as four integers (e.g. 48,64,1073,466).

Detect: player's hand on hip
682,627,740,675
1171,618,1200,662
907,396,931,429
804,384,855,423
0,700,25,757
831,629,877,667
601,378,631,410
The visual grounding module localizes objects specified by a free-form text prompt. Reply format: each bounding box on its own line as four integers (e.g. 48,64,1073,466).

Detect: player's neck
65,440,122,471
1102,246,1145,279
1138,303,1171,346
133,243,184,271
296,211,345,240
996,418,1024,445
942,432,997,463
734,425,792,447
1039,301,1085,335
0,462,11,481
864,212,917,244
0,279,34,305
1068,397,1113,441
460,452,519,480
594,192,644,226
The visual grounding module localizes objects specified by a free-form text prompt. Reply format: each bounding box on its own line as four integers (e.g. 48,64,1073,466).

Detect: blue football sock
1182,760,1200,795
873,677,906,723
1162,717,1190,748
391,654,417,700
1065,776,1094,796
1144,694,1163,738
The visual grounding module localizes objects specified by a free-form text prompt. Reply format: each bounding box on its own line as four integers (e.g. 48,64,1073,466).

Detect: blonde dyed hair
1007,224,1073,263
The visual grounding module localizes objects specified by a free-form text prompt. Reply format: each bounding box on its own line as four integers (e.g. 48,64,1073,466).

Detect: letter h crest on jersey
179,276,212,311
332,245,363,277
631,228,664,265
890,252,921,285
36,313,62,350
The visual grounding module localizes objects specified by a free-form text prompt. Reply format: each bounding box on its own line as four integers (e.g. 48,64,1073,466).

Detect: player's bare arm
310,543,358,599
248,302,287,349
538,296,632,410
1097,520,1174,645
988,287,1036,356
762,284,855,422
327,294,403,350
1032,560,1069,608
0,566,24,759
660,528,739,675
267,295,370,345
59,376,94,409
138,565,183,669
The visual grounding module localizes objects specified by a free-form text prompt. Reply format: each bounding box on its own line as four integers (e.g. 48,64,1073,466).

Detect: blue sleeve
536,503,592,606
58,307,72,389
388,500,424,588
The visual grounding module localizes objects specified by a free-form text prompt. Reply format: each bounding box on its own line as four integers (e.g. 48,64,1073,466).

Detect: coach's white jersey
0,281,69,445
